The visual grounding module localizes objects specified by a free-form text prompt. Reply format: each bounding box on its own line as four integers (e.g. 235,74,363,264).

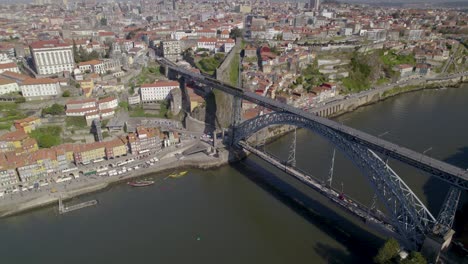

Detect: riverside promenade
0,139,235,217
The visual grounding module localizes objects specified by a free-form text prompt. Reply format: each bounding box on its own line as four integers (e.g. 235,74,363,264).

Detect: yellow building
104,138,127,158
79,80,95,98
74,142,106,164
0,130,38,154
14,116,41,133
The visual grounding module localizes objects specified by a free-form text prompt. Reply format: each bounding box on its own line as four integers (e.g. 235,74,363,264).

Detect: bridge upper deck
159,58,468,189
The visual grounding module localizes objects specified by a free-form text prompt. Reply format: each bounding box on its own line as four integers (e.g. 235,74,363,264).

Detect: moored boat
169,171,188,178
127,180,155,187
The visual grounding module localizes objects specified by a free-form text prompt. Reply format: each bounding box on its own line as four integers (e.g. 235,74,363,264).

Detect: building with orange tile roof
140,80,179,102
127,126,162,154
20,77,61,101
29,40,74,75
0,130,38,155
0,62,19,74
14,116,41,133
0,153,19,189
0,76,19,95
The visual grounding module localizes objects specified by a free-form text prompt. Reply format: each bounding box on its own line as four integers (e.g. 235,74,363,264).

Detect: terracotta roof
98,97,116,103
78,59,102,66
198,37,217,42
0,62,17,70
21,78,59,85
0,77,15,85
0,130,28,142
67,98,97,105
66,106,98,114
30,40,71,49
0,71,29,82
100,108,115,114
141,81,179,88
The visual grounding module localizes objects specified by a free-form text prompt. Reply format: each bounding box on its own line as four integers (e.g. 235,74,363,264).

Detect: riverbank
0,146,246,218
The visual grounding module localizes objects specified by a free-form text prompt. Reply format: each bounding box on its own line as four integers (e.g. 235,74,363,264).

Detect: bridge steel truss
162,60,468,190
233,112,437,248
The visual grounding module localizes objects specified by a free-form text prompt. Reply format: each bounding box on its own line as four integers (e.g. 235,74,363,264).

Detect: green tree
78,46,87,62
62,90,70,97
229,27,242,39
73,40,79,62
126,31,136,40
374,238,400,264
100,17,107,26
42,103,65,116
88,50,99,60
146,16,153,23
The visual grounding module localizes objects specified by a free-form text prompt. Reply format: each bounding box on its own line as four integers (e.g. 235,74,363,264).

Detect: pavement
0,138,223,216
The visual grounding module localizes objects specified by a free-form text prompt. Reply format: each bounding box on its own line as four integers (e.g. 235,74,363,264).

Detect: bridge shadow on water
228,154,383,263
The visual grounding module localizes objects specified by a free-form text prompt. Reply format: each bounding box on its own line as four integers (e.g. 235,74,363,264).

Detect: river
1,85,467,263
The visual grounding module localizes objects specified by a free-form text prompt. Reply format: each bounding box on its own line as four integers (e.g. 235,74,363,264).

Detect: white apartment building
0,62,20,74
30,40,74,75
0,77,19,95
140,81,179,102
197,38,235,53
197,38,217,51
20,78,61,100
98,97,118,110
78,59,121,75
66,98,97,110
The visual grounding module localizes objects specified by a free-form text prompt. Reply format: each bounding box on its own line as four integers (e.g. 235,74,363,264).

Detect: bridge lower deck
239,141,398,237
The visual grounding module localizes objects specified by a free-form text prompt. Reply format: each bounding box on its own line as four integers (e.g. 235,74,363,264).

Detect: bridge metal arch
233,112,436,248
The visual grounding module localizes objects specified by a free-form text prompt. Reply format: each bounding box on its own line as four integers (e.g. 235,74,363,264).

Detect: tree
126,31,136,40
146,16,153,23
42,103,65,116
73,40,79,62
229,27,242,39
374,238,400,264
100,17,107,26
62,91,70,97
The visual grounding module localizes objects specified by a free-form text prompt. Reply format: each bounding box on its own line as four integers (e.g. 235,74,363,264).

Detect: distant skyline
0,0,467,4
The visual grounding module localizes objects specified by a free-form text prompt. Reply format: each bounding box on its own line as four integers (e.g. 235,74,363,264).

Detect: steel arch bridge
232,111,456,248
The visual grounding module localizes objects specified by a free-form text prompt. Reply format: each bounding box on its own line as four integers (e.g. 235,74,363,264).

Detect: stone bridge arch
233,112,437,249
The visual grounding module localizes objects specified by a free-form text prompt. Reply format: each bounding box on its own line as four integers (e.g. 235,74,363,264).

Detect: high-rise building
309,0,320,10
29,40,74,76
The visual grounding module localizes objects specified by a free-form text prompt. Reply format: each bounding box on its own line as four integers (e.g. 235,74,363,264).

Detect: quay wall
313,77,467,118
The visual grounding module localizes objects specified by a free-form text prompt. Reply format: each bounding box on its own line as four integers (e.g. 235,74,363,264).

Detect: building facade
0,77,19,95
160,40,181,62
20,78,61,100
140,81,179,102
30,40,74,75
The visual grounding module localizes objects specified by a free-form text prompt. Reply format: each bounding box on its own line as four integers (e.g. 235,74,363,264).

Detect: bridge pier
421,229,455,263
164,65,169,77
229,96,243,146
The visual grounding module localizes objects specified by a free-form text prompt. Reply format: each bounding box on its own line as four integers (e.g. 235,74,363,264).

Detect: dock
58,196,98,214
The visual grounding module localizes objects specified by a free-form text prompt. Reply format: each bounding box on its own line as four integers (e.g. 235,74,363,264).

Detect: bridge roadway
239,141,398,235
159,57,468,189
